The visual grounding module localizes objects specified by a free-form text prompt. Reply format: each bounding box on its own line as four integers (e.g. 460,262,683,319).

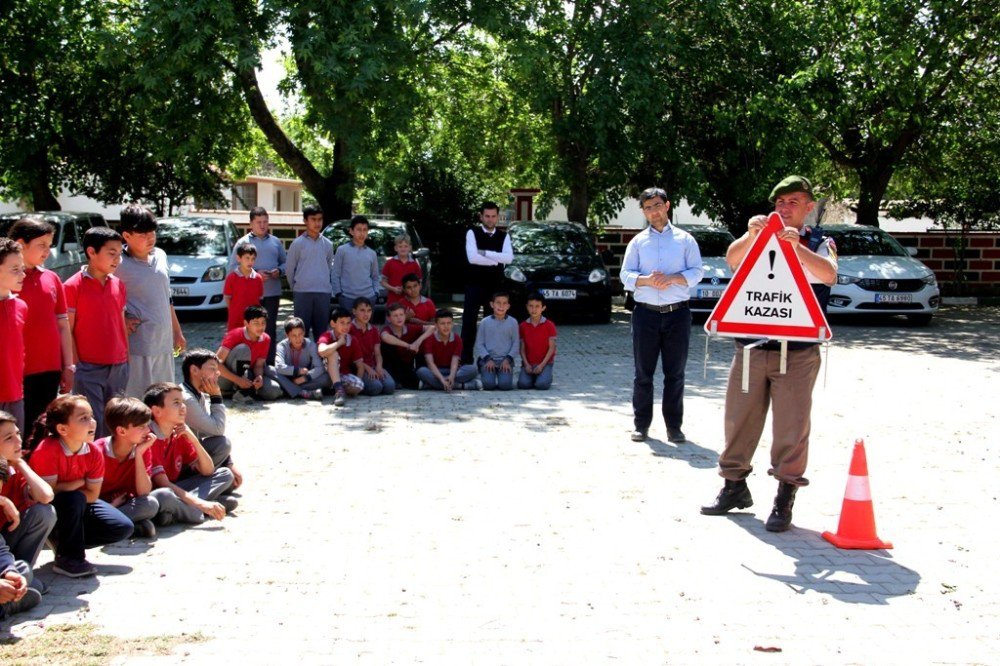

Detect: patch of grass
0,622,207,665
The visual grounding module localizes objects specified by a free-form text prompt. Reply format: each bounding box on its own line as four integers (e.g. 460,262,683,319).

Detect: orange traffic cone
822,439,893,550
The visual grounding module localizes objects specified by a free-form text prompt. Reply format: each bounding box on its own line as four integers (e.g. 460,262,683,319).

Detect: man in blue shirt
620,188,704,443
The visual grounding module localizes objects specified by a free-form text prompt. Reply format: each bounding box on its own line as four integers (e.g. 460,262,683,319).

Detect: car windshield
322,224,404,256
687,228,735,257
511,226,594,255
827,228,908,257
156,221,228,257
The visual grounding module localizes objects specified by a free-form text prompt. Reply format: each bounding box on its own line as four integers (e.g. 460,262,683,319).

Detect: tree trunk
565,155,590,224
855,164,894,227
29,153,60,211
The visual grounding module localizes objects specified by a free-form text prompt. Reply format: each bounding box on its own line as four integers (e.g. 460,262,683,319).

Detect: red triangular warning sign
705,212,832,342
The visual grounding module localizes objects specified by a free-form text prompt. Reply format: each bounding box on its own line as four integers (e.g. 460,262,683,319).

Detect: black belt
638,301,689,314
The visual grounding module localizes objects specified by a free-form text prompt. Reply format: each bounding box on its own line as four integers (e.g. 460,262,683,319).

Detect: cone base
822,530,892,550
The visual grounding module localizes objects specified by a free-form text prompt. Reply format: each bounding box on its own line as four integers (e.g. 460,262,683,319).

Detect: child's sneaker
333,389,346,407
2,587,41,617
220,495,239,513
52,556,98,578
312,389,324,400
133,519,157,540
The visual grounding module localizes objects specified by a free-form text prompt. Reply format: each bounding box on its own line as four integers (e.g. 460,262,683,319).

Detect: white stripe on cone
844,474,871,501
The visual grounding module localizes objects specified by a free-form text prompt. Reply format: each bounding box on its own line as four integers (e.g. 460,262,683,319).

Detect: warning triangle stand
704,212,832,343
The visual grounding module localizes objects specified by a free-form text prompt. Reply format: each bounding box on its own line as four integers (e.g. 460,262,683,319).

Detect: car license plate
875,293,912,303
171,287,190,297
698,288,724,299
542,289,576,300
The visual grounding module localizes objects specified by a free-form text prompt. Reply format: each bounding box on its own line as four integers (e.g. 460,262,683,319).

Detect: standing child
95,398,160,539
0,239,27,434
64,226,129,440
351,297,395,396
0,410,55,594
285,205,334,343
116,204,186,398
144,383,235,523
332,215,380,313
224,242,264,333
9,218,75,433
380,234,422,306
473,291,519,391
380,303,434,390
229,207,286,364
270,317,329,399
518,292,558,390
216,305,282,401
416,309,478,391
317,307,364,407
27,395,134,578
401,273,436,325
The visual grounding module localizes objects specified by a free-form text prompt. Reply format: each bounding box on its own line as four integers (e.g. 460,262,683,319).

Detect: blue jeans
517,364,554,390
360,370,396,396
415,365,477,389
631,304,692,432
479,359,515,390
50,491,134,560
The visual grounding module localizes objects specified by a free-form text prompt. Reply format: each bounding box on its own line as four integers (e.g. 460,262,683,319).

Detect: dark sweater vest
467,226,508,287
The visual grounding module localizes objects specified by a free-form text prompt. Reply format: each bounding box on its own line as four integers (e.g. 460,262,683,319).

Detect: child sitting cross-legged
473,291,519,391
217,305,282,402
317,307,365,407
416,309,478,391
27,395,134,578
144,383,235,525
270,317,330,400
380,303,434,390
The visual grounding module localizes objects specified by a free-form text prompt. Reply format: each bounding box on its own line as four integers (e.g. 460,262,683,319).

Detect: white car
681,225,735,313
156,216,242,313
824,224,940,325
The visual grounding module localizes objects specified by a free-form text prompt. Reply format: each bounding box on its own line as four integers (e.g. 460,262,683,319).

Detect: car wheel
906,313,933,326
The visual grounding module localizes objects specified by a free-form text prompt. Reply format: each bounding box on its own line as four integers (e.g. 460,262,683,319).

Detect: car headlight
201,266,226,282
505,266,527,283
920,273,937,286
836,274,860,285
588,268,608,283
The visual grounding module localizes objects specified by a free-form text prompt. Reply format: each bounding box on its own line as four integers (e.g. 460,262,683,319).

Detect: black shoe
133,519,157,540
630,429,648,442
220,495,239,513
701,479,753,515
666,427,686,443
765,482,798,532
2,587,41,617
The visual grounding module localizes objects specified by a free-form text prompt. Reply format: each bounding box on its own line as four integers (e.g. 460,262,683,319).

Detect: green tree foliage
785,0,1000,227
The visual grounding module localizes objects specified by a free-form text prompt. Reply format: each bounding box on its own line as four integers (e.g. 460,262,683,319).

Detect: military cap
769,175,814,202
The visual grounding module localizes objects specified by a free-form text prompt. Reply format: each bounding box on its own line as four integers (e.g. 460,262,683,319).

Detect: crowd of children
0,203,560,622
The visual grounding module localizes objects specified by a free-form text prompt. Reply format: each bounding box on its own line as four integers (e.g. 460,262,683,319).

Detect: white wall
539,198,714,229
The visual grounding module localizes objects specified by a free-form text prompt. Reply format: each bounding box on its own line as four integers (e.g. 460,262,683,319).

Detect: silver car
680,225,736,313
0,211,107,280
156,216,241,312
824,224,940,325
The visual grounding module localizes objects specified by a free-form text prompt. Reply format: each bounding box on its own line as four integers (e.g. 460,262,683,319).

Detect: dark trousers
261,295,280,365
23,371,61,440
461,282,496,363
383,349,420,390
631,304,692,432
51,491,134,560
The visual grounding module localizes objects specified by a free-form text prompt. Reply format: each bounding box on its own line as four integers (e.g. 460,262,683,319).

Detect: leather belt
638,301,689,314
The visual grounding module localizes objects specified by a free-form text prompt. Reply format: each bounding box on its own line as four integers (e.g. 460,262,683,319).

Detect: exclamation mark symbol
767,250,776,279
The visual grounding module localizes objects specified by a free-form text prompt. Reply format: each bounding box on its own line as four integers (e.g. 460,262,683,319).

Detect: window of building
232,183,258,211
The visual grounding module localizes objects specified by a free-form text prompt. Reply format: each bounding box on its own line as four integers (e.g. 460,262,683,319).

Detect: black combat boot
700,479,753,515
765,482,798,532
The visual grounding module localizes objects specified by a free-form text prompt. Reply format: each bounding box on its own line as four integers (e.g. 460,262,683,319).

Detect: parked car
155,216,242,313
623,224,736,315
501,221,613,322
0,211,107,280
823,224,940,325
322,218,433,311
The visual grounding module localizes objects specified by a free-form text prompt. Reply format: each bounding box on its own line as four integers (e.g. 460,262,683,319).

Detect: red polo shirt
381,323,423,363
149,428,198,483
220,327,271,365
63,269,128,365
0,296,27,401
317,331,361,376
350,322,381,366
223,270,265,331
404,296,436,323
18,266,67,375
93,436,153,501
421,332,462,368
28,437,105,486
0,466,33,529
519,317,558,366
381,257,423,305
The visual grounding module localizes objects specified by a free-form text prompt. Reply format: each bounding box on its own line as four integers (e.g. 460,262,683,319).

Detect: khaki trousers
719,344,821,486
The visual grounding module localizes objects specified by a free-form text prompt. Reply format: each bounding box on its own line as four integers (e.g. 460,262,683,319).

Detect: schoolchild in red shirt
517,292,558,390
216,305,282,401
317,306,364,407
401,273,436,325
380,302,434,390
415,309,478,391
380,234,423,306
27,395,133,578
0,239,27,435
223,242,265,332
350,297,394,395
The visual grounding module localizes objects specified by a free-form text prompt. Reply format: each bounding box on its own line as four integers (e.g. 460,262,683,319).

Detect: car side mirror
414,247,430,258
907,246,918,257
62,242,79,252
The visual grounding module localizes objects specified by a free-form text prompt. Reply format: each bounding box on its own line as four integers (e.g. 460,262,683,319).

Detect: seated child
216,305,282,401
350,297,395,396
0,410,55,596
317,307,365,407
380,303,434,390
517,292,558,390
27,395,134,578
224,242,264,333
180,349,243,488
144,383,235,525
380,234,423,306
401,273,436,325
270,317,329,399
416,309,478,391
473,291,519,391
